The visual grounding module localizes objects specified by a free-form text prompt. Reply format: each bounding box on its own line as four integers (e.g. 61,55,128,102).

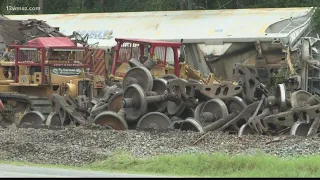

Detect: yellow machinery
0,37,103,126
108,38,218,84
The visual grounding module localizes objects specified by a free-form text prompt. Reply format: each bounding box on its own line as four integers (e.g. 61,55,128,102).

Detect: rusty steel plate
45,112,62,127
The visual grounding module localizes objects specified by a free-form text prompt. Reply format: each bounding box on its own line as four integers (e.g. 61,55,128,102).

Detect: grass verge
84,151,320,177
2,151,320,177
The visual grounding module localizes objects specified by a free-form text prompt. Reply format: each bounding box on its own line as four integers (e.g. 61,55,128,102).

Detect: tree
38,0,44,14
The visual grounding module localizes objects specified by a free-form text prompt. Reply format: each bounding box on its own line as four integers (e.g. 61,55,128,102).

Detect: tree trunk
179,0,185,10
100,0,104,11
81,0,85,10
38,0,44,14
187,0,193,10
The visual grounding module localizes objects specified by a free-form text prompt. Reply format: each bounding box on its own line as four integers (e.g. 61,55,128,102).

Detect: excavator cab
7,37,93,98
110,38,182,80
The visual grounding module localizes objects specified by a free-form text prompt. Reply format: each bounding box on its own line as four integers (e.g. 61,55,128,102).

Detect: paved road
0,164,175,177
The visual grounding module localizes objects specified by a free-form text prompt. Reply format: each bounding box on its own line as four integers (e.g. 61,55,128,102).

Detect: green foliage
3,152,320,177
84,152,320,177
311,7,320,32
269,64,290,94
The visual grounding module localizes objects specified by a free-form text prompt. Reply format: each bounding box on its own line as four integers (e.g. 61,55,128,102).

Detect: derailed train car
5,8,320,137
6,7,314,82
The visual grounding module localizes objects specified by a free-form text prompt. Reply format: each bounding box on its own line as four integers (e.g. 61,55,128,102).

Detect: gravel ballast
0,125,319,166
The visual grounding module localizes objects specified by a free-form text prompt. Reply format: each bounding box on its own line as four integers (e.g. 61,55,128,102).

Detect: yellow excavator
0,37,102,126
107,38,219,84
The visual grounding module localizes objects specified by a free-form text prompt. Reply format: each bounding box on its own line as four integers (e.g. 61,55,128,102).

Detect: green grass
84,151,320,177
2,151,320,177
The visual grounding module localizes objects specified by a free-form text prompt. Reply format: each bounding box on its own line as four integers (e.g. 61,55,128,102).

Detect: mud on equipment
258,93,305,135
179,107,195,119
290,92,320,136
290,121,311,136
198,99,229,126
217,100,260,136
137,112,172,129
166,79,189,116
161,74,178,81
93,111,128,130
289,91,313,136
51,94,88,126
45,112,63,127
194,102,206,120
246,102,272,134
90,102,108,118
19,111,46,127
290,90,312,108
122,67,153,92
200,96,247,133
147,78,168,112
238,124,254,137
107,92,124,113
122,84,170,122
181,118,205,133
291,117,320,137
128,58,157,70
170,118,205,133
224,96,248,131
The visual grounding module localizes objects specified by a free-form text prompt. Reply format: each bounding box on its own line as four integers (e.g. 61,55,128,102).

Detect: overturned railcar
6,7,315,90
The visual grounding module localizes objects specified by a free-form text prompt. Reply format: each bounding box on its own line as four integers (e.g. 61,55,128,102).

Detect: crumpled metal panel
5,7,313,46
197,43,232,56
0,20,25,45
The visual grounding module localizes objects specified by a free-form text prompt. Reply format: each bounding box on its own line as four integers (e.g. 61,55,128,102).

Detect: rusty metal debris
1,18,320,138
9,56,317,138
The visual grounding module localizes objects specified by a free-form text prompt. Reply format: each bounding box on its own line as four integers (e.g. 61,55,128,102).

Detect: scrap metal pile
43,57,320,137
0,19,88,49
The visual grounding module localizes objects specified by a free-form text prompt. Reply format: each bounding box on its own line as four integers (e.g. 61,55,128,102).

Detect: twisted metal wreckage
39,35,320,138
1,8,320,137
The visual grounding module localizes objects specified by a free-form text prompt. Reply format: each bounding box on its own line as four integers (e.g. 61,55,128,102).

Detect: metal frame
8,44,91,84
111,38,182,77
